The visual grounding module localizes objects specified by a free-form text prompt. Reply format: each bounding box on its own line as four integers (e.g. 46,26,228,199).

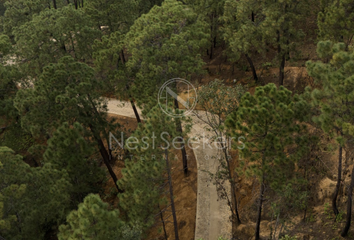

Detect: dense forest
1,0,354,239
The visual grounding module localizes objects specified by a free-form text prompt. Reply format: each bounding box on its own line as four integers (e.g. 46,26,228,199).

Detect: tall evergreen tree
223,0,309,85
125,0,208,109
0,34,21,128
306,41,354,236
0,146,71,240
58,194,141,240
118,105,185,237
43,122,105,205
262,0,310,85
13,5,101,77
318,0,354,48
226,83,309,239
223,0,263,82
125,0,208,173
1,0,49,36
14,56,122,192
186,0,226,59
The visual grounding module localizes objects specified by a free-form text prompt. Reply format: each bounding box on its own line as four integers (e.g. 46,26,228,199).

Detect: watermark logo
158,78,197,118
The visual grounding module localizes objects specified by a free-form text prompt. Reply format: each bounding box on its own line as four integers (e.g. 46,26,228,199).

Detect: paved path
104,98,231,240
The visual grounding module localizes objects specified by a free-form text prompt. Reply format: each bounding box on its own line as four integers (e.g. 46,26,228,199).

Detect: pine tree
13,4,101,77
224,0,309,85
226,83,309,239
84,0,139,33
306,41,354,236
261,0,310,85
318,0,354,48
125,0,208,109
1,0,49,36
124,0,208,173
223,0,263,82
58,194,141,240
0,146,71,240
118,105,185,237
43,122,105,205
14,56,122,192
186,0,226,59
0,34,21,128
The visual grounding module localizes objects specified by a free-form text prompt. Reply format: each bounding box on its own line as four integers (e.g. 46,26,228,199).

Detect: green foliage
226,83,310,191
223,0,309,76
0,33,21,125
2,0,49,35
84,0,141,34
0,146,71,240
223,0,264,61
43,122,105,205
125,0,208,111
118,105,183,230
58,193,141,240
13,5,101,77
318,0,354,47
306,41,354,141
14,56,112,139
0,122,34,152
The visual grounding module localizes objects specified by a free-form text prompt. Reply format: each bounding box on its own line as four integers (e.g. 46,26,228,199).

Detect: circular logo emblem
158,78,197,118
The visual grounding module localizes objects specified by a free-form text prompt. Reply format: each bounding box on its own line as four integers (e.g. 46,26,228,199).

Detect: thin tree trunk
277,30,286,86
341,163,354,237
120,50,141,124
158,204,168,240
126,84,141,123
333,145,342,216
245,53,258,82
52,0,57,9
165,149,179,240
130,99,141,123
279,54,285,86
174,98,188,174
89,124,122,193
121,50,126,63
222,146,241,224
255,175,265,240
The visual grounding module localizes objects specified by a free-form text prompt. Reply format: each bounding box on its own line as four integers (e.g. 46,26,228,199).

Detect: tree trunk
255,175,265,240
341,164,354,237
174,98,188,174
279,54,285,86
277,30,286,86
222,146,241,224
130,99,141,123
333,145,342,216
158,204,168,240
165,149,179,240
89,124,122,193
120,51,141,124
52,0,57,9
125,84,141,123
245,53,258,82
